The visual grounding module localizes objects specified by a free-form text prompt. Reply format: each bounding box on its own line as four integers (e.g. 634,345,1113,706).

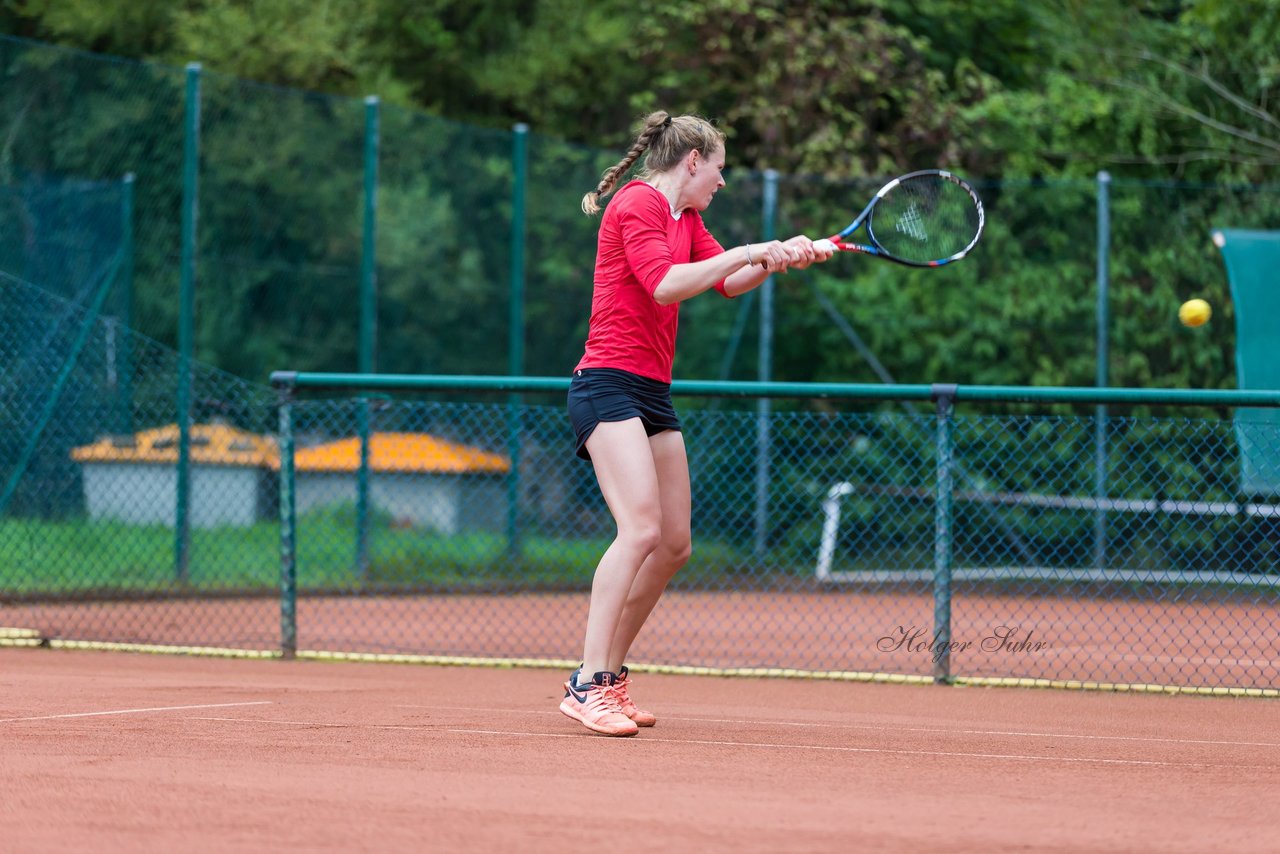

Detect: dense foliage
2,0,1277,393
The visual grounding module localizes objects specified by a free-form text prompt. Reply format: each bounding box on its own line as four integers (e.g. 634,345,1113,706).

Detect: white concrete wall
80,464,261,529
296,473,503,535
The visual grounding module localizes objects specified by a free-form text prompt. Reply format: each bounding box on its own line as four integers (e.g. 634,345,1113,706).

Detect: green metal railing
265,371,1280,690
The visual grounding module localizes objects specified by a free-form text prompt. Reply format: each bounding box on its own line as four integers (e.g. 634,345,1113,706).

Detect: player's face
688,144,726,211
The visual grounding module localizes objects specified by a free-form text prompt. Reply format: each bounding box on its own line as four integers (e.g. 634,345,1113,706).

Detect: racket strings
895,203,928,242
869,177,981,263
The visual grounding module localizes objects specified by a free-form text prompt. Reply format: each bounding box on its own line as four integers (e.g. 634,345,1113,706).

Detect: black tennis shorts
567,367,681,461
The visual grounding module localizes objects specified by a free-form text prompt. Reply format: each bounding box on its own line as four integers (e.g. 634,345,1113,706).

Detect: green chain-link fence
8,352,1279,694
2,270,278,651
256,373,1280,693
4,35,1280,694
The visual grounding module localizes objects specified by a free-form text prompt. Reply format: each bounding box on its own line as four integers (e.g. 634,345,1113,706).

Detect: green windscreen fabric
1214,229,1280,496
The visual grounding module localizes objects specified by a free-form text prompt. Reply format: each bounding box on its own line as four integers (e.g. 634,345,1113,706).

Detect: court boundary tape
950,675,1279,698
0,635,280,659
0,627,46,648
6,639,1278,698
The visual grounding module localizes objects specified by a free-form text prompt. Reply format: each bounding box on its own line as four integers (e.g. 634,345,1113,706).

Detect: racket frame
823,169,985,267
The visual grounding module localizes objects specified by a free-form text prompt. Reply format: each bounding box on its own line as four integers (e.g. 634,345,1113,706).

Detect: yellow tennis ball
1178,298,1211,327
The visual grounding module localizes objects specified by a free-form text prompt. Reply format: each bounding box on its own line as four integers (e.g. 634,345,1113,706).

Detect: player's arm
652,242,791,304
719,236,835,297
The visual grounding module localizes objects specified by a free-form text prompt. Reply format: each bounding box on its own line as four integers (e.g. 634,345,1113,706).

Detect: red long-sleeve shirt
574,180,728,383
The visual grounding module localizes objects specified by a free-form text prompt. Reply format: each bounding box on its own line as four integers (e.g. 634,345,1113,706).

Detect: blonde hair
581,111,726,216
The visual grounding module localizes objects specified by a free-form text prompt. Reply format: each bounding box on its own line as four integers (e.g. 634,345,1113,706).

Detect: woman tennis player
560,111,833,736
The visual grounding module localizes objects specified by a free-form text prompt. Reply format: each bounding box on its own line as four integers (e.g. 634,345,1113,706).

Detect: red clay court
3,646,1278,852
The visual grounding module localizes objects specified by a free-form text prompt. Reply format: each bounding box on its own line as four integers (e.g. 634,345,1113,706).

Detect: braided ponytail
581,112,673,215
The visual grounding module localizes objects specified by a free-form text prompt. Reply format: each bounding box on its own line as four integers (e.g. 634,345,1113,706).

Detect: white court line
1,701,272,723
441,728,1262,769
670,718,1280,750
189,713,1273,769
194,716,421,731
392,704,1280,750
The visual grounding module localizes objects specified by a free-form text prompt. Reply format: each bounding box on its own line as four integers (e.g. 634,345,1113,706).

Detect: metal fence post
356,95,380,581
932,383,957,683
277,377,298,660
116,172,135,436
506,123,529,557
1094,170,1111,569
754,169,778,559
175,61,201,584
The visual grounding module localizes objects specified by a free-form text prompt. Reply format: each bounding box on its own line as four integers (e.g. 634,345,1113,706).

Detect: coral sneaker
559,671,639,737
616,666,657,727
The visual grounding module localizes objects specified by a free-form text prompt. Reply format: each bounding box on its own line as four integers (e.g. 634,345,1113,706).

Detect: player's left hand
779,235,834,271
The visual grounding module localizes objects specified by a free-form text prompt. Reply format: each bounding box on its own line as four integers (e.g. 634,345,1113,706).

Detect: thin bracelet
745,244,754,266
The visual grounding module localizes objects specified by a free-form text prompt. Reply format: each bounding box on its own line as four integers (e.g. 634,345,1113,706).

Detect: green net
1216,229,1280,497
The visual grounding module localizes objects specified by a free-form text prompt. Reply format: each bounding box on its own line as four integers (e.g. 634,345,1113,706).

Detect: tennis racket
812,169,984,267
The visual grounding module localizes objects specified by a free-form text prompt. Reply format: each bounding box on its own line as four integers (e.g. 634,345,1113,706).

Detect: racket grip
813,238,837,252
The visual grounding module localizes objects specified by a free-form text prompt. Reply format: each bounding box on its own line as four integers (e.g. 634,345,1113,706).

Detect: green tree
4,0,1276,394
966,1,1280,181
